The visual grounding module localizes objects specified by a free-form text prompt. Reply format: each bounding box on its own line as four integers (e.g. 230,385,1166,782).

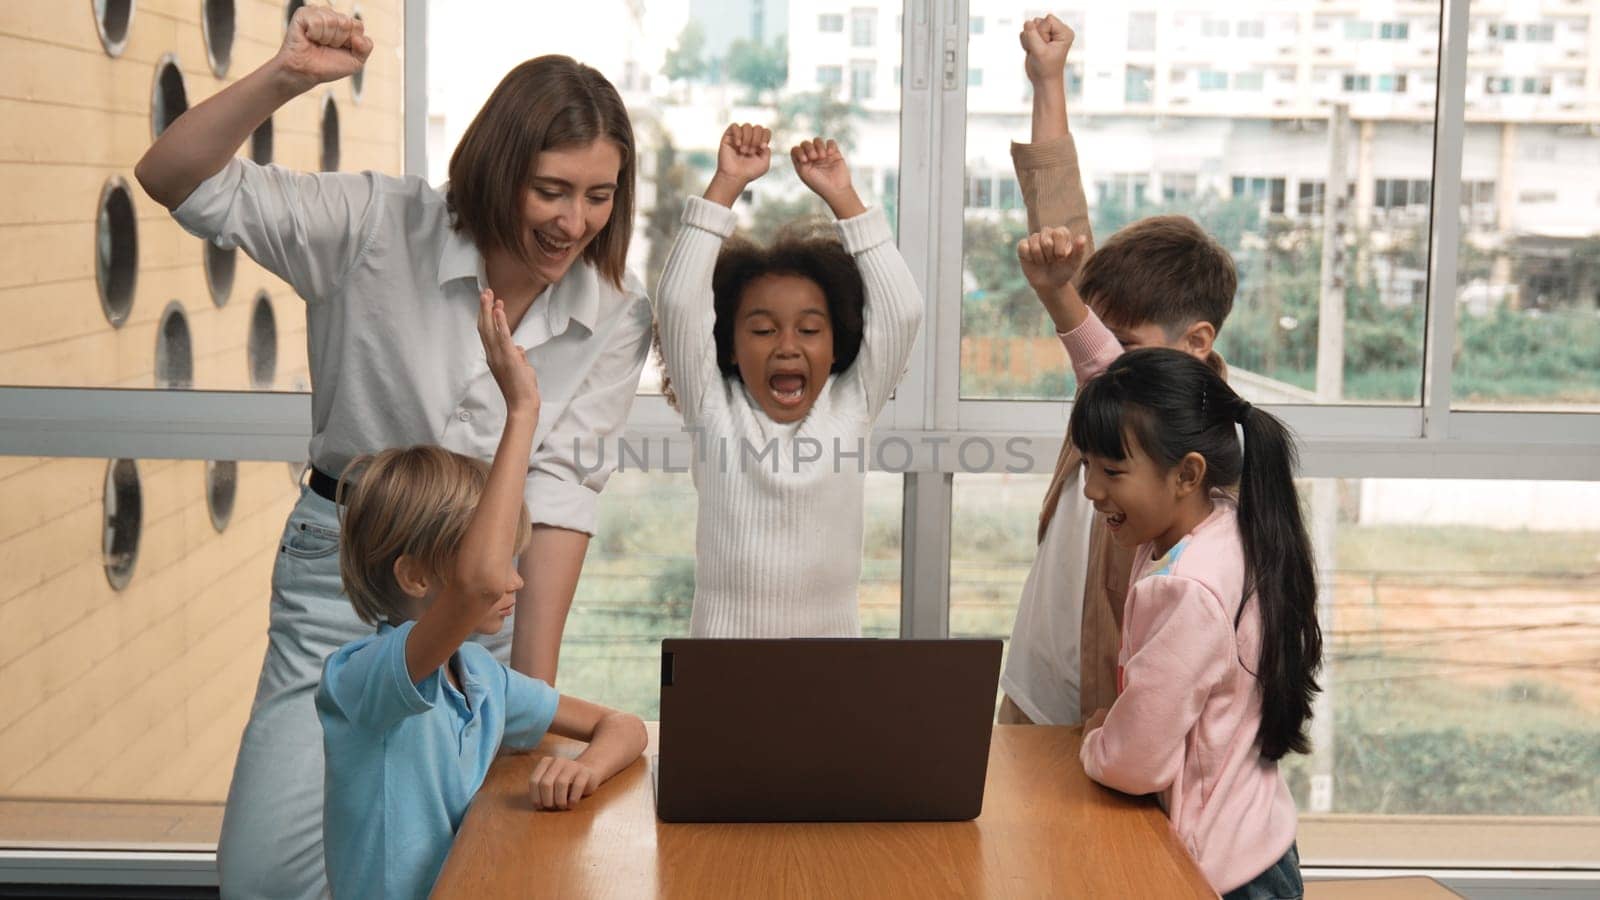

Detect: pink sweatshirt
1061,311,1298,894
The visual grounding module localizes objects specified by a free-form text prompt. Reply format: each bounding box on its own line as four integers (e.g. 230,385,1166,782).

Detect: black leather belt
308,465,344,504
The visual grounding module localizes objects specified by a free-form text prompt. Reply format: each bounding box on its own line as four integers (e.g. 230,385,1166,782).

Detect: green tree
725,36,787,104
776,90,859,151
662,22,708,84
642,123,698,292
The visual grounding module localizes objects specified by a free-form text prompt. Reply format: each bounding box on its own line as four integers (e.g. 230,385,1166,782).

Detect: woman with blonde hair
136,8,651,897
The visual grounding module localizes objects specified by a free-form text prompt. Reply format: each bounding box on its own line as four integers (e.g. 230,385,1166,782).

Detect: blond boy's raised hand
477,288,539,418
1020,14,1074,85
1017,226,1090,333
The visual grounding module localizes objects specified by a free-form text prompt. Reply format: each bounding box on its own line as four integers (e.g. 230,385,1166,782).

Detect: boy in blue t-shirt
315,290,648,900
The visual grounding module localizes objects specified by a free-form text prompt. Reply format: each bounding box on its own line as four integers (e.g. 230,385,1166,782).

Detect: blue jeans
215,487,513,900
1224,843,1304,900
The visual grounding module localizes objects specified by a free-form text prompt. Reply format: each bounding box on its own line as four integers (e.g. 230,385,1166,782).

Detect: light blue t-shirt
315,620,560,900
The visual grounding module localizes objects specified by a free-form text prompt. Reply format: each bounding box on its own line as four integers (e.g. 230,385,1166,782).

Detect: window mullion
1422,0,1472,438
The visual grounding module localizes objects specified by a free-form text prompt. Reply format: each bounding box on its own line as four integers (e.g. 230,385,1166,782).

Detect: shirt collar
436,225,482,289
437,227,600,338
543,262,600,337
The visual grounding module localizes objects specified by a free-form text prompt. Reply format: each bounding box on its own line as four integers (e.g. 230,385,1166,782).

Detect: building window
96,176,138,329
1199,70,1229,91
970,16,985,35
1375,177,1432,210
1234,71,1265,91
1162,173,1198,203
1343,73,1372,92
320,93,340,172
1377,73,1409,93
249,292,278,389
818,65,843,87
1233,176,1288,214
1202,18,1229,37
998,177,1021,210
819,14,844,33
1097,173,1150,209
151,54,189,140
1379,21,1409,40
968,68,983,87
1237,19,1265,39
202,0,236,77
850,61,874,100
204,238,235,308
1125,65,1154,102
1462,180,1497,225
349,9,366,100
1485,75,1514,95
1522,76,1552,95
156,302,195,389
1344,20,1374,40
1128,12,1156,51
102,459,142,591
1525,23,1555,42
851,8,876,48
1488,22,1519,41
967,176,994,209
1298,179,1327,216
206,460,238,533
94,0,134,56
251,117,274,165
1518,190,1557,204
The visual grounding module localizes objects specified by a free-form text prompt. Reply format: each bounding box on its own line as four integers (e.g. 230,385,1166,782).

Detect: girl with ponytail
1018,227,1322,900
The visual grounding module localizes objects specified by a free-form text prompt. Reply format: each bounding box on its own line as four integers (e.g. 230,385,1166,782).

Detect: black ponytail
1068,348,1322,761
1236,403,1322,760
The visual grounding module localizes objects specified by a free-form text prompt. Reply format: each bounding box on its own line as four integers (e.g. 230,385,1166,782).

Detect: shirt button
457,410,471,422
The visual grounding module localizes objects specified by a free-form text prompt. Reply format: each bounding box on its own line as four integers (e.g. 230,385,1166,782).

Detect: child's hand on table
529,756,600,811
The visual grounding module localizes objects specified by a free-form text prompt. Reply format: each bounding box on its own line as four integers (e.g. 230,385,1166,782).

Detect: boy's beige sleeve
1010,134,1096,267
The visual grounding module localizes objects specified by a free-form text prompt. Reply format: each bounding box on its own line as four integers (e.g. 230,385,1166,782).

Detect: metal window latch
943,35,959,89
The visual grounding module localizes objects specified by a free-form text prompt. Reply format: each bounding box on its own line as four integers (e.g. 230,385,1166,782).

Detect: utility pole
1308,103,1350,815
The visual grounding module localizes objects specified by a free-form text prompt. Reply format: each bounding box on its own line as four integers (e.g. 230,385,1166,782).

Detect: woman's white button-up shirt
174,157,652,535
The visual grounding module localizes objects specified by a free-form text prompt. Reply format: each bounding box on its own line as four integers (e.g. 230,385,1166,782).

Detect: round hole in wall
284,0,305,32
251,116,274,165
103,459,142,591
96,176,138,328
349,8,366,101
205,238,235,308
93,0,135,57
319,93,340,171
206,460,237,532
151,54,189,139
202,0,235,77
248,291,278,389
156,301,194,389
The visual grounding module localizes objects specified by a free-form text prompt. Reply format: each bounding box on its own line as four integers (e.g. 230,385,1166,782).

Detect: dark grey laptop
654,638,1003,823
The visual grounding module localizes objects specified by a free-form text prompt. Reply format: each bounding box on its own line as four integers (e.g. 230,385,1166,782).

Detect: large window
1454,0,1600,410
961,4,1435,404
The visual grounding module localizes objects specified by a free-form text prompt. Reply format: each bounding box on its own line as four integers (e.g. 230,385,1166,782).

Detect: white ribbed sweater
654,196,924,637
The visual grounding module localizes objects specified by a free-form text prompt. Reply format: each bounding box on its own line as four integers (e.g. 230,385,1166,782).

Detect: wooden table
433,724,1215,899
